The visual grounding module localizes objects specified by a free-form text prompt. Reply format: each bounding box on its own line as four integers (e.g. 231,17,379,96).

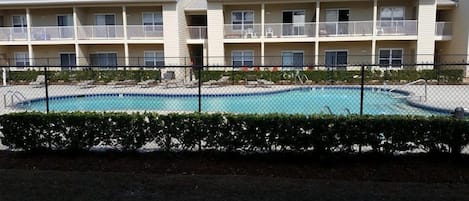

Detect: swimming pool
22,87,442,115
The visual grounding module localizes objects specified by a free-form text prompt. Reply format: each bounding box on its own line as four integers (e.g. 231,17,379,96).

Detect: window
144,51,164,67
89,53,117,69
60,53,76,70
232,50,254,66
380,7,404,27
57,15,74,38
12,15,26,33
379,48,403,68
231,11,253,31
325,51,348,67
282,51,304,69
14,52,29,67
94,14,116,38
143,12,163,32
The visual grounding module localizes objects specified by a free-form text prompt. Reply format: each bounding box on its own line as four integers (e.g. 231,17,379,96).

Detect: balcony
187,26,207,39
127,25,164,40
77,25,125,40
376,20,418,36
264,23,315,38
0,27,27,41
30,26,75,41
318,21,373,37
436,22,452,36
224,24,262,39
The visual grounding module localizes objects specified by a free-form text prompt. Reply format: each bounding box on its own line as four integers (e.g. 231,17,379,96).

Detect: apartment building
0,0,465,74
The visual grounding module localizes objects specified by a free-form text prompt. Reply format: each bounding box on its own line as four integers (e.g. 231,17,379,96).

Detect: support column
73,7,81,67
207,3,225,66
416,0,437,69
26,8,34,67
372,0,377,66
122,5,130,67
314,2,320,66
261,3,265,66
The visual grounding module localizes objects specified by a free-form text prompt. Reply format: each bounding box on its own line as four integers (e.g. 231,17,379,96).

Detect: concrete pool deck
0,84,468,115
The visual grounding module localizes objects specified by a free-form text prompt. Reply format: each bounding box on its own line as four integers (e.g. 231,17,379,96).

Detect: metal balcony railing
224,24,262,39
127,25,164,40
375,20,418,36
264,23,316,38
0,27,28,41
436,22,452,36
77,25,125,40
187,26,207,39
318,21,373,37
30,26,75,41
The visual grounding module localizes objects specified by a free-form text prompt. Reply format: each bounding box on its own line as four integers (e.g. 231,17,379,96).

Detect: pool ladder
389,79,427,102
3,90,30,109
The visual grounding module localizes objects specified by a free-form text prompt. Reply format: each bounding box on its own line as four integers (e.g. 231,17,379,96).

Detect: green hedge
1,112,468,155
200,69,465,84
8,70,161,83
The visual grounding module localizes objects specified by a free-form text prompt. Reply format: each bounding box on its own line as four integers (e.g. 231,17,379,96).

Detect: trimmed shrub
1,112,468,155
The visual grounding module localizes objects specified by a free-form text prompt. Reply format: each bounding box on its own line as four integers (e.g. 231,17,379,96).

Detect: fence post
44,66,50,114
198,65,202,113
360,65,365,116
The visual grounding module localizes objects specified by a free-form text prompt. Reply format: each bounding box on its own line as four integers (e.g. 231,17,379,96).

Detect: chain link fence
0,60,468,116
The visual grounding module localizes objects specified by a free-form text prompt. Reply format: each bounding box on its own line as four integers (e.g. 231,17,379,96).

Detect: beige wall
264,43,314,66
81,7,123,25
319,41,372,65
128,44,164,66
30,8,73,26
224,43,261,65
0,9,27,27
126,6,163,25
81,44,125,66
265,3,315,23
438,1,469,65
320,1,373,21
32,45,75,66
223,5,261,24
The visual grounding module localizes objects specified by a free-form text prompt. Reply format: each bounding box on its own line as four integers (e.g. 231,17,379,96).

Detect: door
325,51,348,69
282,51,304,70
90,53,117,69
282,11,305,36
325,9,349,35
60,53,76,70
95,14,116,38
57,15,73,38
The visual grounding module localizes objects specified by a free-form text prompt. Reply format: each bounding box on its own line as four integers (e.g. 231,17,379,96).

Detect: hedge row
1,112,468,154
8,70,161,83
6,69,464,84
200,69,464,84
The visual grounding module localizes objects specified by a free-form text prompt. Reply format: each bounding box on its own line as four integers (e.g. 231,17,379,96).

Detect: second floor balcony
187,26,207,39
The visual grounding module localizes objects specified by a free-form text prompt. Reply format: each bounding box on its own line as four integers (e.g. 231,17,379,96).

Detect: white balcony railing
224,24,262,39
127,25,163,40
0,27,27,41
187,26,207,39
30,26,75,41
77,25,125,40
264,23,315,38
436,22,452,36
318,21,373,37
376,20,418,36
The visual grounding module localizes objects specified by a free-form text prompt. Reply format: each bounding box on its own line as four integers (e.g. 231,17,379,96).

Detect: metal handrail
343,108,352,115
3,90,29,108
389,79,427,102
322,105,333,115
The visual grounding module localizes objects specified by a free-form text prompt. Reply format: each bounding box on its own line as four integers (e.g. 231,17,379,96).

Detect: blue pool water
25,87,441,115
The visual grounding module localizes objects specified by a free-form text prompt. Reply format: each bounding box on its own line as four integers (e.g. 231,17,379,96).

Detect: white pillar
207,3,225,66
315,2,320,66
26,8,34,67
73,7,80,66
122,6,129,67
2,68,6,86
261,3,265,66
372,0,377,65
416,0,437,69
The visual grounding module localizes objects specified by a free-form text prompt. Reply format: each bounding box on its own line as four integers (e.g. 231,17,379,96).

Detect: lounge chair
163,79,184,89
137,79,156,88
107,80,135,88
203,76,230,87
77,80,96,89
185,80,199,88
257,79,275,88
29,75,45,88
245,75,258,88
